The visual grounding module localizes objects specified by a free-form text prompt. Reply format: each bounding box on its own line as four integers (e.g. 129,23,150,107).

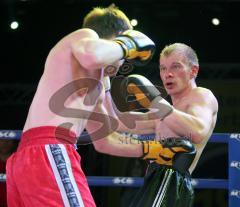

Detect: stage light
130,19,138,27
212,18,220,26
10,21,19,30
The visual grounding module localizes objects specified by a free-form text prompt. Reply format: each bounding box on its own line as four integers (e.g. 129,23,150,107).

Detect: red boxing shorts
6,126,96,207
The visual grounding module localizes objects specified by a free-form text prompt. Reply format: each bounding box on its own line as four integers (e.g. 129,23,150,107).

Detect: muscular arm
159,89,218,143
86,101,195,165
71,29,124,70
86,102,143,157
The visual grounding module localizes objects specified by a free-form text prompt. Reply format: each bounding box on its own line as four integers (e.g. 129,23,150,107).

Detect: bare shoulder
193,87,216,99
49,28,99,54
191,87,218,109
58,28,99,44
68,28,99,39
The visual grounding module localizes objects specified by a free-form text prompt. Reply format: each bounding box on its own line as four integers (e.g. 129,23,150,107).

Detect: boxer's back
23,30,102,137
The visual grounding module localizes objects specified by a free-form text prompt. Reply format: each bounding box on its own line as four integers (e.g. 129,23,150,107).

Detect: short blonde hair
160,43,199,67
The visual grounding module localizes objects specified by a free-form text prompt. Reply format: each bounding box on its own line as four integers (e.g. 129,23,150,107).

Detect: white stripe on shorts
152,168,173,207
45,144,85,207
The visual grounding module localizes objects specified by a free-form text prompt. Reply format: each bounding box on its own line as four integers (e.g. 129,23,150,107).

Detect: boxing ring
0,130,240,206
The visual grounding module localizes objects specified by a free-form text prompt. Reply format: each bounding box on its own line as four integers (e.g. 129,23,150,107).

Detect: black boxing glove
123,74,173,120
114,30,155,66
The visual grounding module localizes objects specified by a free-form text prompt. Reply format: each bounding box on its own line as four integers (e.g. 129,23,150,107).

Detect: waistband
147,162,191,177
18,126,77,150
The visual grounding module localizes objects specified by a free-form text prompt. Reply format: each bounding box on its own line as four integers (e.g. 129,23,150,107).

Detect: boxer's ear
190,65,199,79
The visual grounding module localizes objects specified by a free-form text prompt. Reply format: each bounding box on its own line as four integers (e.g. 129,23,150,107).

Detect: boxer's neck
171,80,197,106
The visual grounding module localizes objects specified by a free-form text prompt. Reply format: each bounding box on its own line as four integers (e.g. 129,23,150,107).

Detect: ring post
229,133,240,207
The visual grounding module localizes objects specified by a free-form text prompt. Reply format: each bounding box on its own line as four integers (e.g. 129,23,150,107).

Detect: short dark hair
82,5,132,39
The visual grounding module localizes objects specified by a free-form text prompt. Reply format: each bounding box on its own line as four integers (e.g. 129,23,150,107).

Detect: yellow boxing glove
141,138,196,173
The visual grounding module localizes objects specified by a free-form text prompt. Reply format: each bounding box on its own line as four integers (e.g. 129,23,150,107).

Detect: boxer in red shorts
6,5,198,206
7,126,94,206
6,5,156,207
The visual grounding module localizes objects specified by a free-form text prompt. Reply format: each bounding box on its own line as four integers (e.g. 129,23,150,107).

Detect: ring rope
1,130,239,206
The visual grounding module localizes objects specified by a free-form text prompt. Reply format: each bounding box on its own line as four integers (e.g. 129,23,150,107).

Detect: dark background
1,0,239,206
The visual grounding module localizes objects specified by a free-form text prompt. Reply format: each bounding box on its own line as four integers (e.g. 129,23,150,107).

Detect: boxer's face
159,52,195,96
